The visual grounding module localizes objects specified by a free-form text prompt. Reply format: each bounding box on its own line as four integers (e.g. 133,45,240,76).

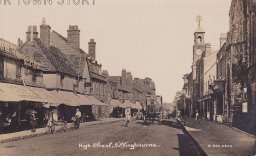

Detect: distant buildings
173,0,256,134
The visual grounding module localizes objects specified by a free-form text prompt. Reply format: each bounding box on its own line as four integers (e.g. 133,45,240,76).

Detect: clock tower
192,15,205,80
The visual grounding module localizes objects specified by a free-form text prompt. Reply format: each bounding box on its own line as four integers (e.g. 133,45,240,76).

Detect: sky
0,0,231,103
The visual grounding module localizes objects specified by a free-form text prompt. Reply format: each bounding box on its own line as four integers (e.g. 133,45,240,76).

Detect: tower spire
42,17,46,25
195,15,204,33
196,15,202,27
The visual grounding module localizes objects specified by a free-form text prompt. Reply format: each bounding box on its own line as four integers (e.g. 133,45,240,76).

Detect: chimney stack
26,25,38,41
17,38,23,51
67,25,80,50
220,33,227,48
88,39,96,59
121,69,127,86
40,17,51,48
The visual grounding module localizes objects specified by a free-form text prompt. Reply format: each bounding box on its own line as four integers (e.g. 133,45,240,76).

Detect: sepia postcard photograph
0,0,255,156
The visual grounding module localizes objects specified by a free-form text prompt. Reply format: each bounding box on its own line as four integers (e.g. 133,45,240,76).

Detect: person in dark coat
30,112,37,133
10,112,18,132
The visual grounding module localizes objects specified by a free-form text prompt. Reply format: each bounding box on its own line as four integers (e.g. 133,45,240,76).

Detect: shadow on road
176,134,206,156
161,120,182,129
163,120,207,156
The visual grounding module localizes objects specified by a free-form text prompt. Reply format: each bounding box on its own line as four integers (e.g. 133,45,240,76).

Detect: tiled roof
34,38,77,76
52,30,68,42
0,38,23,60
51,30,88,75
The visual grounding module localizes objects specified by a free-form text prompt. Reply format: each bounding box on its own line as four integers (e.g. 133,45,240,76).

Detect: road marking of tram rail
184,126,202,132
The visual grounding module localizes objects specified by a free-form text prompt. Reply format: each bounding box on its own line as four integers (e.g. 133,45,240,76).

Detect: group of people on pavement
0,107,84,135
0,111,20,134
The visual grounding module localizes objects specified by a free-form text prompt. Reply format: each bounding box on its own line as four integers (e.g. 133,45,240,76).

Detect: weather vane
196,15,202,27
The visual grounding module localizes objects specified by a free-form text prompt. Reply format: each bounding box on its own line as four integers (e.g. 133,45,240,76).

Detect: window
0,57,3,79
16,64,21,80
60,75,64,87
32,71,36,82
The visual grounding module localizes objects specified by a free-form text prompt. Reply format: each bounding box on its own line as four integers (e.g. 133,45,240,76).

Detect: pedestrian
30,112,37,133
195,110,200,124
75,109,81,129
125,106,131,127
158,111,163,125
10,111,18,132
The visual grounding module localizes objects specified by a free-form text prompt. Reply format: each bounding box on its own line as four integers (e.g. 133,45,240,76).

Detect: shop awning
27,87,61,106
135,101,142,110
121,100,136,109
49,90,81,106
0,83,44,102
109,99,122,107
88,96,108,106
76,94,93,106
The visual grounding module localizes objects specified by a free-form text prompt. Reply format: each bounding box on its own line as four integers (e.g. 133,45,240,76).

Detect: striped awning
27,87,61,106
109,99,122,108
76,94,93,106
88,96,108,106
135,101,142,110
49,90,81,106
0,83,45,102
121,100,136,109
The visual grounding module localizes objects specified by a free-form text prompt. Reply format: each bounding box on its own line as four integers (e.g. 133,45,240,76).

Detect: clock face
195,49,203,55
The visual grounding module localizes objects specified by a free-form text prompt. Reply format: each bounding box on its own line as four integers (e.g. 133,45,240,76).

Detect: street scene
0,119,205,156
0,0,256,156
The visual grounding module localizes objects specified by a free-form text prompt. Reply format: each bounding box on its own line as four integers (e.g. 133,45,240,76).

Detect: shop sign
242,102,248,113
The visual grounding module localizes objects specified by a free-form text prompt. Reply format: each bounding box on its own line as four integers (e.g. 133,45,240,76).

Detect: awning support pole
18,102,21,126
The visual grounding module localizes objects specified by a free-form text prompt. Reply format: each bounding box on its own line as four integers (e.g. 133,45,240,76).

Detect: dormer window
32,71,36,82
60,75,64,87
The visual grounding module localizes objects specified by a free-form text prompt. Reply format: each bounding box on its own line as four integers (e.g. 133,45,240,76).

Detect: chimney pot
26,25,38,41
88,38,96,59
40,18,51,47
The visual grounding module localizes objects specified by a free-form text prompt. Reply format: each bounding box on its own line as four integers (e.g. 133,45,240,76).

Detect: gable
20,41,56,72
51,30,89,77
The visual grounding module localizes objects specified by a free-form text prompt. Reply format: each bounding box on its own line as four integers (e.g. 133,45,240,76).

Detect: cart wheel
63,122,67,132
46,126,51,134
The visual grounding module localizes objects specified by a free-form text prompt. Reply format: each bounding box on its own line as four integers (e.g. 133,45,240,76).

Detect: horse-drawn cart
142,104,156,124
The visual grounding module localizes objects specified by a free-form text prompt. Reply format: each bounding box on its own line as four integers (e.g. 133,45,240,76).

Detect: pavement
0,118,125,144
0,119,207,156
179,117,256,156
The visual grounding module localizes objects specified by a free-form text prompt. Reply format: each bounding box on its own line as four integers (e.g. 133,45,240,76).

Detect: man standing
75,109,81,129
30,112,37,132
125,106,131,127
